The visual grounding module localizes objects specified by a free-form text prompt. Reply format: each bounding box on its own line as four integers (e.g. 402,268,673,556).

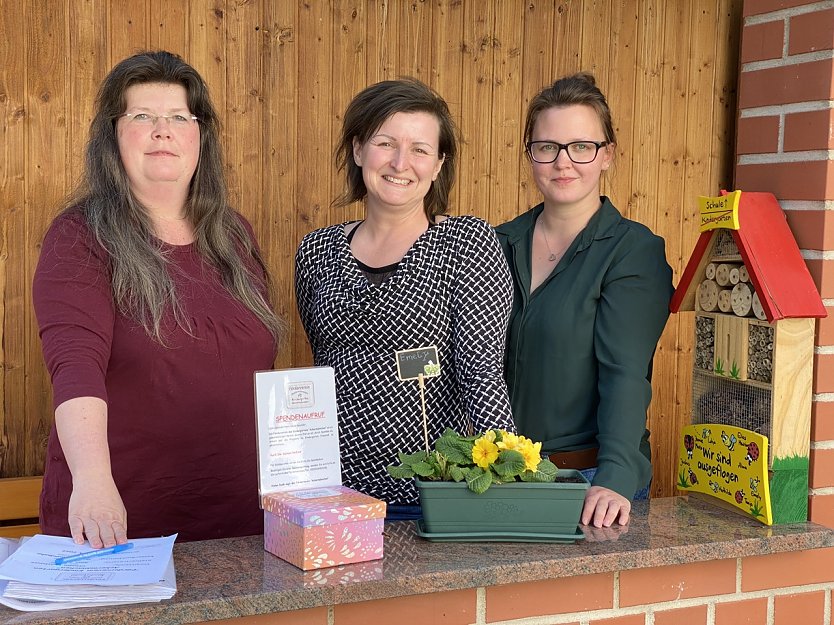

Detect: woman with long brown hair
34,51,285,546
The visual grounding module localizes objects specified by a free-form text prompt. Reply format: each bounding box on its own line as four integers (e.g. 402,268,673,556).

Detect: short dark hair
524,72,617,147
334,78,458,221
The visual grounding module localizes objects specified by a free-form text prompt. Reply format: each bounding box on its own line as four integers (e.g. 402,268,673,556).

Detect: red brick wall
212,548,834,624
735,1,834,529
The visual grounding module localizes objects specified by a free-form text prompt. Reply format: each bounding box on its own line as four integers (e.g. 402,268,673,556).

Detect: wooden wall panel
488,2,523,226
0,0,744,499
108,0,148,63
0,0,28,477
650,1,691,496
431,0,465,213
459,3,496,224
263,1,298,368
517,1,555,215
26,3,70,476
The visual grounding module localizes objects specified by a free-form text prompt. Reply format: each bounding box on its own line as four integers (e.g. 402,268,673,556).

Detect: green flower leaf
465,467,493,494
386,464,415,479
535,458,558,480
449,465,466,482
436,434,473,464
410,461,437,477
493,449,526,478
397,450,429,467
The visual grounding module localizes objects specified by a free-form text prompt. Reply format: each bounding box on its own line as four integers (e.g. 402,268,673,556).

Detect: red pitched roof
670,191,826,321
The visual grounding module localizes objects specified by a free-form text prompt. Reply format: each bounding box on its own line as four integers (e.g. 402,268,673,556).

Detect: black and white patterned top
295,215,516,505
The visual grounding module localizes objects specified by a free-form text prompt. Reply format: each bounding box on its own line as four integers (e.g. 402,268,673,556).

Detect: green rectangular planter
416,469,590,535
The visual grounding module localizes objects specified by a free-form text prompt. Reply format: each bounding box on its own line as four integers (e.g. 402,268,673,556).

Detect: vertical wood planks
649,1,691,498
430,0,465,213
108,0,148,64
263,1,298,369
149,0,187,55
603,0,638,207
0,0,28,475
294,1,333,367
552,0,582,78
67,0,108,186
329,0,366,220
516,0,556,215
26,1,70,475
458,2,495,218
488,1,524,226
1,1,744,497
675,0,722,496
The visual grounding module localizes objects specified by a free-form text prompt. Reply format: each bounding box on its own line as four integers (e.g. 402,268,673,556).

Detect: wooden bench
0,476,42,538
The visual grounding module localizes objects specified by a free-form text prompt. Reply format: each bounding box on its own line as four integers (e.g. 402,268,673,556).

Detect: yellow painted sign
699,190,741,231
677,423,772,525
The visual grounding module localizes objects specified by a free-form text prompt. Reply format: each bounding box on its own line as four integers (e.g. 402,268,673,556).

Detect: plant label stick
395,346,440,453
418,373,430,452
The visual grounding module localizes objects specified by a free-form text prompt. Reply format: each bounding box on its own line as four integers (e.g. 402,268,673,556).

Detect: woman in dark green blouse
496,73,673,528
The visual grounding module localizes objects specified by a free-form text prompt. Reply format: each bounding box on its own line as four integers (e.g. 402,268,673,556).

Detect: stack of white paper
0,534,177,612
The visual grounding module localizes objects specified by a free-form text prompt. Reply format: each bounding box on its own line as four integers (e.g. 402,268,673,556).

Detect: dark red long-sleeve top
33,210,276,541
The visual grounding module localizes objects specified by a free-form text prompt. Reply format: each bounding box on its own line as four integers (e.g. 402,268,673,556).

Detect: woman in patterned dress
295,78,515,518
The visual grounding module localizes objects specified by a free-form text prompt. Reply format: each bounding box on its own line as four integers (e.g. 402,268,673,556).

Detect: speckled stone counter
1,496,832,625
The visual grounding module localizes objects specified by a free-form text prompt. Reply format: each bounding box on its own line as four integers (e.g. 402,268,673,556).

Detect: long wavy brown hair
64,50,285,343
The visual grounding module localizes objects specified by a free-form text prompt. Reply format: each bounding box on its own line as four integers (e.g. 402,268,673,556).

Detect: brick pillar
735,0,834,527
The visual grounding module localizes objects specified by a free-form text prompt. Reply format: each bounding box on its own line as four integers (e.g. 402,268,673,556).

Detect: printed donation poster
255,367,341,495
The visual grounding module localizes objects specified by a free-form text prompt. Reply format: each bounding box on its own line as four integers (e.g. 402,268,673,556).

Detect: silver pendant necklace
538,218,561,262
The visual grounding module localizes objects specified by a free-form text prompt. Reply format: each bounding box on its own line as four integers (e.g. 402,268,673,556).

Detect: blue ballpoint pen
54,542,134,565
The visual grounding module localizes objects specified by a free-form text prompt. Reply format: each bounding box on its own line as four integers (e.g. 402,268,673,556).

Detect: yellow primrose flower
482,429,497,443
472,437,499,469
497,431,520,451
520,440,543,472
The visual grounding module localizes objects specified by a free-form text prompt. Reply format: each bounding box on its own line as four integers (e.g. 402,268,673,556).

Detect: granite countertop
2,495,833,625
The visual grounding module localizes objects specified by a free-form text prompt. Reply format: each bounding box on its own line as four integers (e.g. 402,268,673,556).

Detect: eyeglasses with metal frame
120,112,200,127
526,140,609,164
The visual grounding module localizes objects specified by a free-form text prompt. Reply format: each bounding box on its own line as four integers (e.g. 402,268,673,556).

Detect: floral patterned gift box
262,485,386,570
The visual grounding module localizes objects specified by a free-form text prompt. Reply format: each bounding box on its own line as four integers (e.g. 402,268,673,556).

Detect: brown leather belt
548,447,598,470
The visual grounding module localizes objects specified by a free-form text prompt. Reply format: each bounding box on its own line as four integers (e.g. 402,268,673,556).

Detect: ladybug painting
688,469,698,485
684,434,695,459
735,489,745,504
745,442,760,464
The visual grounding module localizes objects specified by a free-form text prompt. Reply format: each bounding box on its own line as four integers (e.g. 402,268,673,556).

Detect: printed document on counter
0,534,177,611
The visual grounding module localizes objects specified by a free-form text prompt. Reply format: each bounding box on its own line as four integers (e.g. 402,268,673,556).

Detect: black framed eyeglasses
526,140,609,164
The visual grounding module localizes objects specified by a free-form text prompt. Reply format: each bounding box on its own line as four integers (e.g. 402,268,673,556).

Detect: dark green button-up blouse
496,197,673,498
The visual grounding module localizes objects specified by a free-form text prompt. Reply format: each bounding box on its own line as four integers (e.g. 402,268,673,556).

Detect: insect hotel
670,190,826,524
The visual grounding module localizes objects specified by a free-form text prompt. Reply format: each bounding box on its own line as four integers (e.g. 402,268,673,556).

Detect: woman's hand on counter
582,520,630,542
68,475,127,548
581,485,631,528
